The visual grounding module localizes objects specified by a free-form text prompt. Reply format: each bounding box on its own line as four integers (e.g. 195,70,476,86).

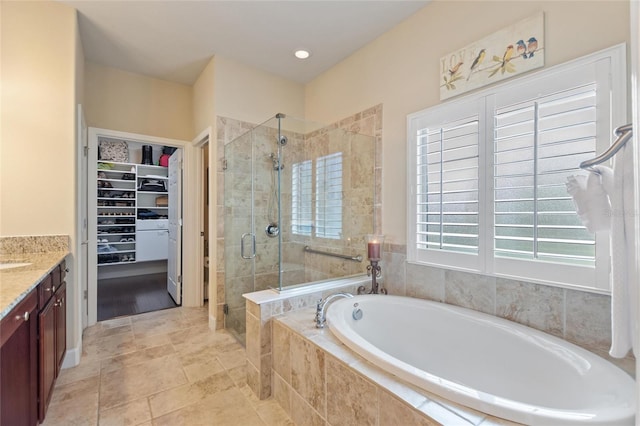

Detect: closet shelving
96,161,170,266
136,164,169,220
97,161,137,266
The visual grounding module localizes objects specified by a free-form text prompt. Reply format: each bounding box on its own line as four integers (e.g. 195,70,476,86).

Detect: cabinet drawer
1,289,37,347
136,230,169,261
38,274,56,309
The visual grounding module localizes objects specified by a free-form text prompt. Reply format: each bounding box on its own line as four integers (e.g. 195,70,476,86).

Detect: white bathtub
326,295,635,425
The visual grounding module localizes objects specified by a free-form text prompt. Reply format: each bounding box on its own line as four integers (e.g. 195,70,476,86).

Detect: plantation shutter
416,115,480,255
494,84,598,266
315,153,343,239
291,160,312,236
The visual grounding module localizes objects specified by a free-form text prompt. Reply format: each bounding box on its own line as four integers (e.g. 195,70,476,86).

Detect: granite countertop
0,251,68,320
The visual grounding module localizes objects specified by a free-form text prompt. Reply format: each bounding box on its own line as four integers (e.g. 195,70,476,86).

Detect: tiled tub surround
244,275,369,399
272,307,520,426
379,243,635,375
325,295,635,425
0,235,69,318
217,106,382,336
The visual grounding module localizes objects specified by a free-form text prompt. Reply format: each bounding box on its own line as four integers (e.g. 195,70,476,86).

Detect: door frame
191,127,211,312
86,127,202,326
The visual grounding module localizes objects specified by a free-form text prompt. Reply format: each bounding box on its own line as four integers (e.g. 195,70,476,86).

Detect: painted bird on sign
527,37,538,58
467,49,486,81
502,45,514,65
516,40,528,59
449,61,464,76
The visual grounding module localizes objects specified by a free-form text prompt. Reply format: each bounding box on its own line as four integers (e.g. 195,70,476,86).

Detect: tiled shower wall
381,243,635,373
216,106,383,335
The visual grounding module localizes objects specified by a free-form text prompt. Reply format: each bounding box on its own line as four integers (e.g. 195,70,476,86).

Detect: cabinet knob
65,267,69,273
15,311,29,322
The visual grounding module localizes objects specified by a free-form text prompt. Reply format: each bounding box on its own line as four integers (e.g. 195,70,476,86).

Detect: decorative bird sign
467,49,486,81
526,37,538,58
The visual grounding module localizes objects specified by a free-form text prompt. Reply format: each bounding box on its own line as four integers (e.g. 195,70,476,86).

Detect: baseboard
209,314,216,331
61,346,81,369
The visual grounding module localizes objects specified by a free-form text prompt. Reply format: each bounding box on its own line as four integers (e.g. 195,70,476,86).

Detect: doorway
87,128,189,325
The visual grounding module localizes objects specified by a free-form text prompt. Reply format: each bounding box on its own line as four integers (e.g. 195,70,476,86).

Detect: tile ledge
243,275,368,305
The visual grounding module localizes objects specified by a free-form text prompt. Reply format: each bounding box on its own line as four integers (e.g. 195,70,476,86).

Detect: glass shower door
224,129,255,343
224,117,280,344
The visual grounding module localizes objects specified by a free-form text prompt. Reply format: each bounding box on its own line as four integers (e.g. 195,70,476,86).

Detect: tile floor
42,305,293,426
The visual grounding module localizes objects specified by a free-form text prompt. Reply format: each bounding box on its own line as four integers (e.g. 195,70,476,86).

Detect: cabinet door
0,290,38,426
55,283,67,374
38,298,56,422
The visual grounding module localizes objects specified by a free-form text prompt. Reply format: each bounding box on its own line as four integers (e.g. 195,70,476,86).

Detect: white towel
608,143,638,358
566,170,612,232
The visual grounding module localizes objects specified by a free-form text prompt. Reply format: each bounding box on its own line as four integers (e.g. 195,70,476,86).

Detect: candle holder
358,235,387,295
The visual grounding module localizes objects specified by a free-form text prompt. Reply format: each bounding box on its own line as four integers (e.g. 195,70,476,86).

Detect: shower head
278,135,288,146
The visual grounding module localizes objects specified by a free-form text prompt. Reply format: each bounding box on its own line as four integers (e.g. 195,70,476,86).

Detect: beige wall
305,0,630,244
193,57,216,137
192,57,217,321
214,56,305,124
84,62,193,141
1,0,79,237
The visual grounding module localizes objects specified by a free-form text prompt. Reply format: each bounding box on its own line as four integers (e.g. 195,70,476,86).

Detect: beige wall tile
496,278,564,337
378,391,436,426
445,269,496,315
565,289,611,351
246,312,261,366
272,372,291,416
290,333,326,415
290,390,325,426
272,321,291,382
326,356,377,426
259,353,273,398
246,359,261,397
406,263,445,302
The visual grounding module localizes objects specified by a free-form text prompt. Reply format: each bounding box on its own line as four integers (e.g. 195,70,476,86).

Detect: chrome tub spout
315,292,354,328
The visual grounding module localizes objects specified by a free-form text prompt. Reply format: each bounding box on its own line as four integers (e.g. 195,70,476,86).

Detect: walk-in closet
89,133,183,321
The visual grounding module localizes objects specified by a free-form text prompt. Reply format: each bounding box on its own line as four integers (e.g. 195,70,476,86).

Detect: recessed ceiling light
294,50,310,59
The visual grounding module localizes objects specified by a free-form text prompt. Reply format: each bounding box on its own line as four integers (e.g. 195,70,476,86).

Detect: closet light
294,50,310,59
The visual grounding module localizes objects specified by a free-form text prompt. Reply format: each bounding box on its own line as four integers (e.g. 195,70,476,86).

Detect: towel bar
303,246,363,262
580,123,633,169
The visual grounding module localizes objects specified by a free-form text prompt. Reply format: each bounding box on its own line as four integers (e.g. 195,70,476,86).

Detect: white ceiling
61,0,429,85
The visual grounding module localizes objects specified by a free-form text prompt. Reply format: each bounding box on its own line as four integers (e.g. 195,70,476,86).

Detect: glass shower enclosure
223,114,376,343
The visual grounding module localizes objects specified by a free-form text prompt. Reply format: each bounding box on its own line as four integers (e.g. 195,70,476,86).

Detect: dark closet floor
97,272,178,321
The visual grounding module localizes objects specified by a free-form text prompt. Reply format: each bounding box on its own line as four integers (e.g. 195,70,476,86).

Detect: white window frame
407,44,626,292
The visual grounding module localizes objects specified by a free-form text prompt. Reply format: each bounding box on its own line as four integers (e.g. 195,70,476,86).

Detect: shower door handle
241,232,256,259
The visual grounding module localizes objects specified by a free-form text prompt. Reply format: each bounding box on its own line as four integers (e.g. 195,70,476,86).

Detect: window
291,153,343,239
315,153,343,239
408,45,625,290
291,160,313,236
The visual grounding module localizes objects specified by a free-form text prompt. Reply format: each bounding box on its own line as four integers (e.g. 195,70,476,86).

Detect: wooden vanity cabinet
0,288,39,426
0,259,67,425
38,262,67,423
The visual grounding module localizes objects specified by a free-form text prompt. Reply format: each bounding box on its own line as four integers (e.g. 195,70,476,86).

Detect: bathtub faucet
315,292,354,328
